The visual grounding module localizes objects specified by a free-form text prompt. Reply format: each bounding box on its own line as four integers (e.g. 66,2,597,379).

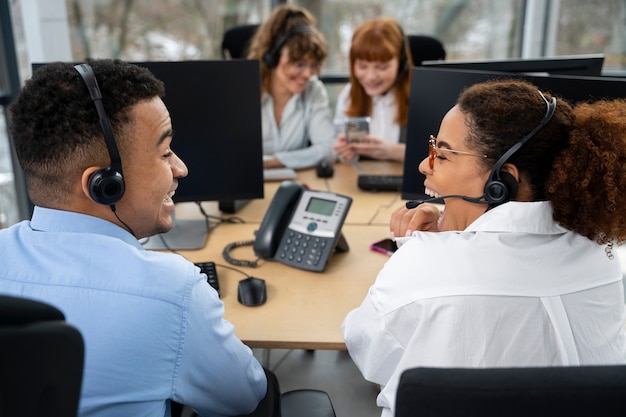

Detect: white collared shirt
262,77,336,169
343,201,626,417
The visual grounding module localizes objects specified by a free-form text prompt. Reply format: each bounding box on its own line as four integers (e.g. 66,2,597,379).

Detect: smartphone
369,238,398,256
345,117,370,143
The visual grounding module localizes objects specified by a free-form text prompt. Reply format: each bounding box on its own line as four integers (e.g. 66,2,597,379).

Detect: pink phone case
369,239,397,256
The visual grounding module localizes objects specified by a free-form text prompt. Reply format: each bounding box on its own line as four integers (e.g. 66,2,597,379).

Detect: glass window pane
297,0,625,74
297,0,526,73
66,0,270,61
552,0,625,72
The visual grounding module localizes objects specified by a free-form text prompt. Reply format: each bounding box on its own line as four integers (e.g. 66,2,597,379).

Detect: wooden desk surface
161,161,626,349
166,161,404,350
175,161,406,226
175,223,392,350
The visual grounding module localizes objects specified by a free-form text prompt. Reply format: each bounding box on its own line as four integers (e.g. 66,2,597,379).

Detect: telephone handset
253,181,352,272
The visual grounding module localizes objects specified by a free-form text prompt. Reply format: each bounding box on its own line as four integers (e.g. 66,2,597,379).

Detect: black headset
74,63,126,206
482,90,557,206
263,25,313,68
396,23,409,77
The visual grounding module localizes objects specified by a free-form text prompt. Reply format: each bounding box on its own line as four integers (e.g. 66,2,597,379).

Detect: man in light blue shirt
0,59,268,417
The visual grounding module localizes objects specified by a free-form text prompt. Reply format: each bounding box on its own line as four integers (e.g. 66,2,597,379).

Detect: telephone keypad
276,229,333,271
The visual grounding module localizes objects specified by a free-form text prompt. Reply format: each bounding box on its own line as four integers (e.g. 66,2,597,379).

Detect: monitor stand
218,199,251,213
141,212,209,251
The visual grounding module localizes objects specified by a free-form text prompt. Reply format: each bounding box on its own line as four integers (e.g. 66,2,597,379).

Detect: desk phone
253,181,352,272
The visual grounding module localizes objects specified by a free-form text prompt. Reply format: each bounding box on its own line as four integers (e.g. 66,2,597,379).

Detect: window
61,0,626,73
1,0,625,228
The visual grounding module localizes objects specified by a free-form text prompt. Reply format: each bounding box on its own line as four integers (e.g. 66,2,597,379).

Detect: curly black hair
9,59,164,206
457,78,626,245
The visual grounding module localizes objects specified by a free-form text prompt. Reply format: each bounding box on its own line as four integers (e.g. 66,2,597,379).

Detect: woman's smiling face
418,105,492,231
353,57,399,97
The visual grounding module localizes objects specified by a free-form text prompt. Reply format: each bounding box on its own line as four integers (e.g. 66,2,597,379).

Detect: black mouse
316,160,334,178
238,277,267,306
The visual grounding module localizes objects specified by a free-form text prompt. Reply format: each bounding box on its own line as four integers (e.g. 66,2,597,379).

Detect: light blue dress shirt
0,206,266,417
261,77,336,169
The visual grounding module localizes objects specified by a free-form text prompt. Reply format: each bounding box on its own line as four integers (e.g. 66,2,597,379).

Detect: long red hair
345,18,412,126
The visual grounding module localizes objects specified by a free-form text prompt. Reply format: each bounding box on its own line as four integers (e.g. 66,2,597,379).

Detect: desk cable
367,194,402,226
350,160,392,175
212,262,255,279
222,239,261,268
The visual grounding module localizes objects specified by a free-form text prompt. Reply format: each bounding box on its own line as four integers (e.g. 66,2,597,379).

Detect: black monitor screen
422,54,604,76
402,67,626,200
133,60,264,203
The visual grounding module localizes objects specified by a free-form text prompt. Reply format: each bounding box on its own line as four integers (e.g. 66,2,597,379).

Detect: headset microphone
406,194,488,209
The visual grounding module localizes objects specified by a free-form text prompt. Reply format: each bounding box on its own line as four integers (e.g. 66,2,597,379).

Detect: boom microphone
405,194,488,209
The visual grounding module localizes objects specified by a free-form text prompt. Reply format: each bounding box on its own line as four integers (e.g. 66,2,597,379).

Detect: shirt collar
30,206,142,248
465,201,568,235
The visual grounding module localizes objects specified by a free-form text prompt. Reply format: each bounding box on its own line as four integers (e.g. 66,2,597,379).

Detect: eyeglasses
290,60,321,73
428,135,488,169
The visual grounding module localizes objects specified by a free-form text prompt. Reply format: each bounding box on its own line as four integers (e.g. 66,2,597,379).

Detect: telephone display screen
306,197,336,216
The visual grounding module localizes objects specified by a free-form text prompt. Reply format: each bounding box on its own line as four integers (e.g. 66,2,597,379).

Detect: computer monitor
134,60,264,250
402,67,626,201
422,54,604,76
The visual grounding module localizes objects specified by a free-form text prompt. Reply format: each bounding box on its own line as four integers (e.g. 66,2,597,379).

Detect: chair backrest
221,24,259,59
396,365,626,417
0,295,84,417
407,35,446,65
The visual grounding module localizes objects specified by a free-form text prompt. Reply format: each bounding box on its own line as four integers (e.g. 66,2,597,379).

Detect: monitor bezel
422,54,605,77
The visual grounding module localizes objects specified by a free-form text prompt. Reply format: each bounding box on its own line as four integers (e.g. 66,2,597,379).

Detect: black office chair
221,24,259,59
407,34,446,65
0,294,85,417
395,365,626,416
281,389,336,417
177,383,336,417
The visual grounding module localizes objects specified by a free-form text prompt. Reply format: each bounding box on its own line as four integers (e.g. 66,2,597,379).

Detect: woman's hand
263,156,285,169
334,133,358,163
350,135,405,162
390,203,441,238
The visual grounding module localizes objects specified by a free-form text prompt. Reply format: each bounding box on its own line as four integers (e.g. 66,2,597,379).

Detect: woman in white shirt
247,4,336,170
334,17,412,163
342,79,626,417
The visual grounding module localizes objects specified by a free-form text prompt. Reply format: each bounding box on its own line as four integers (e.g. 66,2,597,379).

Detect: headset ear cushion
263,51,277,68
484,171,518,206
89,167,125,205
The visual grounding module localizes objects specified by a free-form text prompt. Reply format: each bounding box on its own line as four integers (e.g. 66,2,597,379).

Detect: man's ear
80,166,101,202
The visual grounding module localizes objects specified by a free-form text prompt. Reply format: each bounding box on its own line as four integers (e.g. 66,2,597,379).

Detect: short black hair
9,59,165,206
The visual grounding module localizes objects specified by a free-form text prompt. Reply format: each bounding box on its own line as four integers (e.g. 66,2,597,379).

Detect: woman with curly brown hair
247,4,335,170
342,78,626,417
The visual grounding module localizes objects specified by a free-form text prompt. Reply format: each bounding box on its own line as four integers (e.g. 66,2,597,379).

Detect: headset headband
74,63,123,176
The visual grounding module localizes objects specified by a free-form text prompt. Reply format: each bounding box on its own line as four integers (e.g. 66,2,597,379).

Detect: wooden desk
324,161,405,225
175,223,391,350
165,161,405,350
160,161,626,349
174,161,405,226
